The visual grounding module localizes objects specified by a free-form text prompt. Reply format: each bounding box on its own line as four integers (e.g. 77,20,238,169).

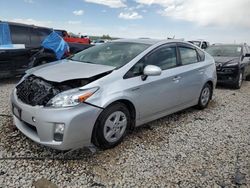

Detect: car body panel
11,39,217,150
32,59,115,82
11,89,102,150
206,44,250,85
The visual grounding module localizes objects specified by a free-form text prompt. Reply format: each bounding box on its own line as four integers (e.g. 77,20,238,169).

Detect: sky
0,0,250,44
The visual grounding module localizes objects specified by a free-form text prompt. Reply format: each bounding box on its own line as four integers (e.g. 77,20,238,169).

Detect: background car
0,21,55,79
188,40,210,49
206,43,250,89
55,29,91,44
0,22,93,79
11,39,216,150
91,39,108,45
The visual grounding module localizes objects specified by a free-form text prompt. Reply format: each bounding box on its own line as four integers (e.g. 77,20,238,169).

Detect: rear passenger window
38,28,52,41
30,29,41,48
179,47,198,65
30,28,52,48
9,25,30,46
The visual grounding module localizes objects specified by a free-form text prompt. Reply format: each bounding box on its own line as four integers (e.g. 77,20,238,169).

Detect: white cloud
136,0,250,28
67,20,82,25
84,0,126,8
11,18,52,27
73,10,84,16
24,0,34,3
119,11,143,20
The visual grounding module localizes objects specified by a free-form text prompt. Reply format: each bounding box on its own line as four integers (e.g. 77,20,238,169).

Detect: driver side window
124,45,177,79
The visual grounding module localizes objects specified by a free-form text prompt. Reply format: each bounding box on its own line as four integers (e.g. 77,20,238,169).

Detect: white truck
188,40,210,49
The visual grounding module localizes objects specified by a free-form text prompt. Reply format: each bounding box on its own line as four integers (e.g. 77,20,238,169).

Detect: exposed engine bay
16,71,111,106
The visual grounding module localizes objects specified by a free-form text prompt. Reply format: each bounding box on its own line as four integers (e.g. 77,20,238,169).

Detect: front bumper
216,67,239,85
11,89,103,150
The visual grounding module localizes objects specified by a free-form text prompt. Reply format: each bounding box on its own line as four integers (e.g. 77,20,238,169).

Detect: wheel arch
103,99,136,129
91,99,136,145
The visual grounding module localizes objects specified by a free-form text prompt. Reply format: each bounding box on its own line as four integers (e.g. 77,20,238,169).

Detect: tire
233,71,243,89
92,102,131,149
197,83,212,110
245,74,250,81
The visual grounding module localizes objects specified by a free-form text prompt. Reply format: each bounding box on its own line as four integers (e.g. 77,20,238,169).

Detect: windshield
206,45,242,57
70,42,150,68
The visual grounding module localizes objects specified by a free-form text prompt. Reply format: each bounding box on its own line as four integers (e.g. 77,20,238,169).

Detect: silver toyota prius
11,39,217,150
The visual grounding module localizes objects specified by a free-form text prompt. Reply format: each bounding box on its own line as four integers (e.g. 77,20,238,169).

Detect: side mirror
245,53,250,57
142,65,162,81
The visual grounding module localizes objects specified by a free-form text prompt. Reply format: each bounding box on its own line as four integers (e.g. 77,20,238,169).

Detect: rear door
0,48,31,74
176,43,205,104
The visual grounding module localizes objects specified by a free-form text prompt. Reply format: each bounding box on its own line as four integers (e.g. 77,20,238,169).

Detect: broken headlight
46,87,99,108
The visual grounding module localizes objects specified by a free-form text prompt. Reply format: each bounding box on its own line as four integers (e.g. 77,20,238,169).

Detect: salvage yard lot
0,79,249,187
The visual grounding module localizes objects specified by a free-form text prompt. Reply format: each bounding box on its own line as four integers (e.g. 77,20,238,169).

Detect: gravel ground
0,79,249,187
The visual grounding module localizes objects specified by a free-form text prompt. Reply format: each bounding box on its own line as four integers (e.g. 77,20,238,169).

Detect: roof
113,38,185,45
0,20,52,30
212,43,246,47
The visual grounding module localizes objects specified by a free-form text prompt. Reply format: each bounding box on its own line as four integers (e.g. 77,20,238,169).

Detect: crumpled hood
30,59,115,82
214,56,240,66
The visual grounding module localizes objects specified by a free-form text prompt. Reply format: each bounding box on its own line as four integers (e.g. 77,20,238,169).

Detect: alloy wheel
103,111,127,143
201,87,210,106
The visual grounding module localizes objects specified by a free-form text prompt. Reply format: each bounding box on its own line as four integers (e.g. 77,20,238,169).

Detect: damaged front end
16,72,110,106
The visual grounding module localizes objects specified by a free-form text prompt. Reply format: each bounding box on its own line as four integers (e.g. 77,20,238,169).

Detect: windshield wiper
82,60,95,64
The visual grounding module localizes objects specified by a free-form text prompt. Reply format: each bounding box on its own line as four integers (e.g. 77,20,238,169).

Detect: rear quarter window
197,49,205,61
179,47,199,65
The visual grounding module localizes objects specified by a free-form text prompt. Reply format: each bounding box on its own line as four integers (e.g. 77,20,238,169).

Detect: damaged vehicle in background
206,43,250,89
0,21,54,79
11,39,216,150
0,21,93,79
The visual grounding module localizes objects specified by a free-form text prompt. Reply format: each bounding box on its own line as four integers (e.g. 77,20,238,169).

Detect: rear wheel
233,71,243,89
197,83,212,109
92,103,131,149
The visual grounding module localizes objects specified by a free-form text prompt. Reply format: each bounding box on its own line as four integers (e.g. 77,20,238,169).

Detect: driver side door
123,43,183,123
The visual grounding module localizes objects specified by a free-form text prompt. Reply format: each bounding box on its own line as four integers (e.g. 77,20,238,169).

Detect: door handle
131,87,140,91
172,76,181,81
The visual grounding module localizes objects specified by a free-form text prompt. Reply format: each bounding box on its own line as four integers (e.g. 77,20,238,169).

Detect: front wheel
197,83,212,110
233,71,243,89
92,103,131,149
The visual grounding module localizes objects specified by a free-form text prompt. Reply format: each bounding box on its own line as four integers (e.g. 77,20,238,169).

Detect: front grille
16,76,60,106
